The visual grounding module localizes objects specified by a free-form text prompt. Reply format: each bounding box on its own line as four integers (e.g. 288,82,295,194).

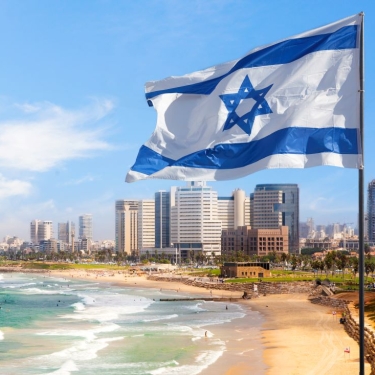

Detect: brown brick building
221,225,289,256
221,261,271,278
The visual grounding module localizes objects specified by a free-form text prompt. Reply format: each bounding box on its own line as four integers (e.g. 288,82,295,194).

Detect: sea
0,272,264,375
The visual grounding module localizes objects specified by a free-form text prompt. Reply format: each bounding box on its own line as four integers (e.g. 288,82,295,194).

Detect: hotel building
138,199,155,250
78,214,93,241
115,200,138,254
170,182,222,258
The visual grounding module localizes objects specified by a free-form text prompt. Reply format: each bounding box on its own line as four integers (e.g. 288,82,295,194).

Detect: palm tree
350,257,359,278
336,252,348,278
318,259,325,275
365,256,375,281
365,244,370,254
211,251,217,265
324,253,333,276
311,259,320,276
290,254,297,271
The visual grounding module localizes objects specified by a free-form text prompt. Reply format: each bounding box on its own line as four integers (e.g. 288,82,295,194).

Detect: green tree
335,253,347,278
365,243,370,254
365,256,375,281
290,254,297,271
324,253,333,276
350,257,359,278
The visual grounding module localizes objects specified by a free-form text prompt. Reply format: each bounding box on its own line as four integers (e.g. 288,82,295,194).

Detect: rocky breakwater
0,266,49,273
343,303,375,375
147,275,315,296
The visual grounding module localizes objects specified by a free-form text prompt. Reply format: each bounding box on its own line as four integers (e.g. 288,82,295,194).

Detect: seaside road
251,294,371,375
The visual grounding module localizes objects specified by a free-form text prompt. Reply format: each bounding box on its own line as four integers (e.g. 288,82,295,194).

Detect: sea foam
149,348,224,375
43,360,79,375
143,314,178,322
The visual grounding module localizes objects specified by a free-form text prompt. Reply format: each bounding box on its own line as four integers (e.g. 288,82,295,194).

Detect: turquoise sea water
0,273,260,375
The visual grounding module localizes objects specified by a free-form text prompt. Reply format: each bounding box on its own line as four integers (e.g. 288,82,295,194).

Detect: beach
1,267,371,374
45,268,371,375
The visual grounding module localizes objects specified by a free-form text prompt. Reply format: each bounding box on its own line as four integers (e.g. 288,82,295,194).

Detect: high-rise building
299,222,309,239
364,214,368,239
138,199,155,250
367,180,375,241
79,214,93,241
58,221,75,244
40,221,53,242
30,219,41,244
170,181,222,258
155,191,170,248
251,184,299,254
306,218,315,237
30,220,54,243
218,188,250,230
115,200,138,254
299,218,315,239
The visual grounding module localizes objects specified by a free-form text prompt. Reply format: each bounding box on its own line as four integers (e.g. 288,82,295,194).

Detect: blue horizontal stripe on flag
130,127,358,175
146,25,357,103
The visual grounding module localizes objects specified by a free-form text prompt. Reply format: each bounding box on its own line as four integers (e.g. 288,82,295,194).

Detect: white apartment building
79,214,93,241
39,221,53,241
218,189,250,230
30,220,54,243
138,199,155,250
170,182,222,257
115,200,138,254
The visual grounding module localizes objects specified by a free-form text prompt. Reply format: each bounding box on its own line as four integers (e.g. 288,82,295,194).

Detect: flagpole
358,11,365,375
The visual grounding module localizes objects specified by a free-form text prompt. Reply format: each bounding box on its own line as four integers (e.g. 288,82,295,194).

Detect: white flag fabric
126,14,362,183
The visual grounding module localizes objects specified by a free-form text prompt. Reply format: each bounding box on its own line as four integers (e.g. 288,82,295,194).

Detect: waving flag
126,14,362,182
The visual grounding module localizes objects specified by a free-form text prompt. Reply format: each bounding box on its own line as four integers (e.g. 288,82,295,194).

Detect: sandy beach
10,268,372,375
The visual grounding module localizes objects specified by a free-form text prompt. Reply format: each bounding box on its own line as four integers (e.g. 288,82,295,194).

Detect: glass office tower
252,184,299,254
155,191,170,248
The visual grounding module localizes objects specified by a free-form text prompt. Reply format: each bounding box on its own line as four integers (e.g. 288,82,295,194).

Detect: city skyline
12,182,357,245
0,1,373,241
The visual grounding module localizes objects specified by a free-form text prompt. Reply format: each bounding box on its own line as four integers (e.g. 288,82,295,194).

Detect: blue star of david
220,76,273,135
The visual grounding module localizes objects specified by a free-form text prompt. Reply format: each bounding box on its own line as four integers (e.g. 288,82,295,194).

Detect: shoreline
2,267,371,374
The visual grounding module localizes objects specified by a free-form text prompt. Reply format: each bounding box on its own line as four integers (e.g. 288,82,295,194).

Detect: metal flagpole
358,11,365,375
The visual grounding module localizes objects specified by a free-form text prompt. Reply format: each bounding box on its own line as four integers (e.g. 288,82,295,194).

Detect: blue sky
0,0,373,241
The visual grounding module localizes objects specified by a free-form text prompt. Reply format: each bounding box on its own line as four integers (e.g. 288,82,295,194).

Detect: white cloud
64,175,96,186
14,102,42,113
308,196,328,211
0,174,32,199
0,98,115,172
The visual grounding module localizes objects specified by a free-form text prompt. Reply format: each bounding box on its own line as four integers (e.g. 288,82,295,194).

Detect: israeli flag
126,14,362,183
